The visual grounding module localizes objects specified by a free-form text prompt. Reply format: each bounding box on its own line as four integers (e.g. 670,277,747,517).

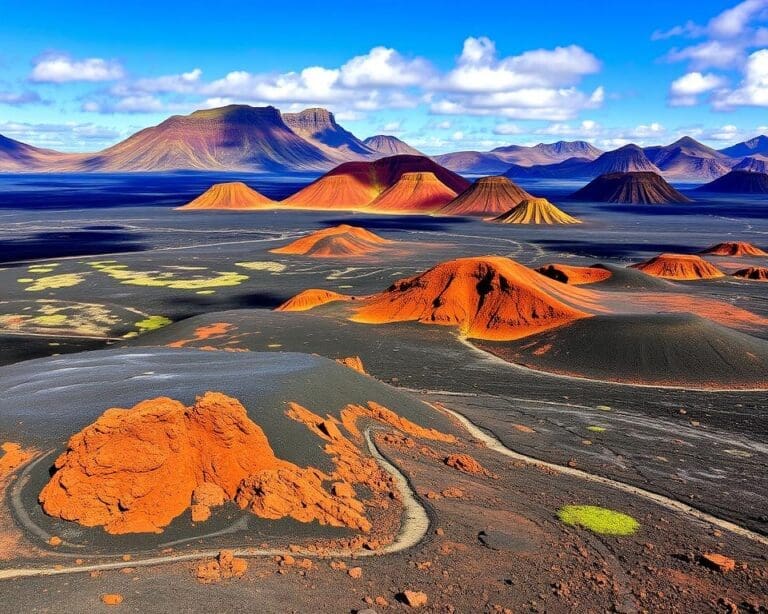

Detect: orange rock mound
438,176,532,217
39,392,372,534
350,256,591,340
271,224,390,257
444,453,492,476
0,442,33,478
178,182,274,210
336,356,367,374
630,253,725,280
701,241,768,257
536,264,612,285
368,172,458,213
276,288,352,312
733,267,768,281
491,197,581,224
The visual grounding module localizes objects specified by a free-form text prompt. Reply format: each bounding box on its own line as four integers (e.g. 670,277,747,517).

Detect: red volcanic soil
350,256,592,340
276,289,353,312
282,154,469,210
438,176,532,217
491,198,581,225
630,254,725,280
178,182,274,210
536,264,612,285
368,172,458,213
39,391,454,535
0,442,33,479
271,224,391,257
700,241,768,257
733,267,768,281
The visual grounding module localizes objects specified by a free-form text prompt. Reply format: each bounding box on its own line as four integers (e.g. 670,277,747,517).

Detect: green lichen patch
558,505,639,536
135,315,173,333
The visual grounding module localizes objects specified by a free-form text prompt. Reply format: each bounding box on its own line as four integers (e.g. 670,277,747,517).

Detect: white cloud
669,71,727,105
339,47,433,88
714,48,768,107
535,119,602,137
0,120,123,150
665,40,745,69
709,0,768,37
0,90,43,105
379,120,404,133
441,37,600,92
30,54,124,83
492,123,523,135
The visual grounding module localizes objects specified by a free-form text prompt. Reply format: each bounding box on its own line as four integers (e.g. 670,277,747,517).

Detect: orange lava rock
441,487,464,498
331,482,356,498
167,323,235,349
193,482,227,507
190,504,211,523
444,453,492,477
196,550,248,583
336,356,367,374
100,593,124,606
513,424,536,433
401,590,428,608
348,566,363,578
701,552,736,573
0,442,34,479
350,256,592,341
275,288,352,312
330,560,347,570
630,253,725,280
39,392,373,534
48,536,62,547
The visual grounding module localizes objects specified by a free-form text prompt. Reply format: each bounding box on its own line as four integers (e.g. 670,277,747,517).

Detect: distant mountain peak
362,135,423,157
283,107,373,159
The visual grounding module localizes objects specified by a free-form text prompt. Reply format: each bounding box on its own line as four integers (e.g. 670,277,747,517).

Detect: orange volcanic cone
350,256,592,340
492,198,581,224
271,224,390,257
733,267,768,281
536,264,612,285
368,172,458,213
631,253,725,280
178,182,274,210
282,154,469,210
439,176,532,217
701,241,768,257
276,288,352,311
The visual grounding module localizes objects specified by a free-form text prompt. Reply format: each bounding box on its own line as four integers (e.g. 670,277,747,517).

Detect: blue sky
1,0,768,153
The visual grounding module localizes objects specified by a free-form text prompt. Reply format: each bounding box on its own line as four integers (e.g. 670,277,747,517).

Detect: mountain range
0,103,767,180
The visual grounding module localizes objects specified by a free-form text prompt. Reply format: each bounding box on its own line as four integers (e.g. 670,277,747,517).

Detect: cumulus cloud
30,54,124,83
669,72,727,105
713,48,768,107
74,37,602,123
492,123,523,135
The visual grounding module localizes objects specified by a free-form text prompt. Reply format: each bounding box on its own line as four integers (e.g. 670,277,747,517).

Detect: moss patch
31,314,68,326
21,273,85,291
135,315,173,333
587,426,606,433
92,263,248,289
235,261,287,273
558,505,639,536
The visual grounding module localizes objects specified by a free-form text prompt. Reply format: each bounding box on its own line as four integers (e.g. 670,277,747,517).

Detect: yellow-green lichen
235,261,287,273
135,315,173,332
31,314,68,326
587,426,606,433
22,274,85,291
557,505,639,536
91,263,248,289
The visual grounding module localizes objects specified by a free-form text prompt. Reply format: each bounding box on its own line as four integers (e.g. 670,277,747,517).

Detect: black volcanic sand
133,309,768,535
478,313,768,389
0,348,457,555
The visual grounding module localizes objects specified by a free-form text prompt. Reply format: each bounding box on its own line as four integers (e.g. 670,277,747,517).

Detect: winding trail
436,403,768,547
0,427,430,581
